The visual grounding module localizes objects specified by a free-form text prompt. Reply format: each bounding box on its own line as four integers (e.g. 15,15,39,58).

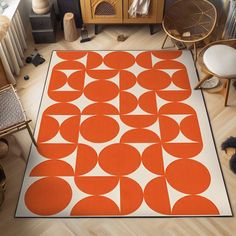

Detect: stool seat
203,45,236,78
195,39,236,107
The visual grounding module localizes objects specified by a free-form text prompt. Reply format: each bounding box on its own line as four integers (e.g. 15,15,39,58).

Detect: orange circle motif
104,52,135,69
99,143,141,175
80,115,119,143
137,69,171,90
25,177,72,215
166,159,211,194
84,80,119,102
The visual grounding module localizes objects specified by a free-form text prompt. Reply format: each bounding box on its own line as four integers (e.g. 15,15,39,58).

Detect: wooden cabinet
82,0,123,24
123,0,161,24
81,0,164,27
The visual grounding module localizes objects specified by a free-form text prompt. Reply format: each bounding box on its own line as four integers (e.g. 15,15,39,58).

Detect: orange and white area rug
16,50,232,217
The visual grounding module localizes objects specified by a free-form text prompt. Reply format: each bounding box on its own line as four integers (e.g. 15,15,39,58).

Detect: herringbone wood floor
0,25,236,236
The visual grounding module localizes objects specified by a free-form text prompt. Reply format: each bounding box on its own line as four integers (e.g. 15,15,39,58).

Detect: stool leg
224,79,231,107
194,74,213,90
26,123,37,147
161,34,168,49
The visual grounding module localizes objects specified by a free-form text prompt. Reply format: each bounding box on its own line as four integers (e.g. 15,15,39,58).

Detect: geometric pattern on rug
16,50,232,217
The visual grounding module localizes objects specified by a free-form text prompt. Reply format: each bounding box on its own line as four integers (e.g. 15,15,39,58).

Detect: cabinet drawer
32,30,56,44
82,0,123,24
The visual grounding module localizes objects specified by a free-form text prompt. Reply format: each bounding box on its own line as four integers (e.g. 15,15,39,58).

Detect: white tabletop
2,0,21,20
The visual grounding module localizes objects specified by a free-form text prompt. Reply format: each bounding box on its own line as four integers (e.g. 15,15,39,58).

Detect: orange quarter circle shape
136,51,153,69
119,70,136,90
53,60,85,70
86,52,103,69
56,51,87,60
172,195,219,215
144,177,171,214
120,177,143,215
152,50,182,60
82,103,119,115
48,70,68,91
30,160,74,176
74,176,119,195
75,144,98,175
71,196,120,216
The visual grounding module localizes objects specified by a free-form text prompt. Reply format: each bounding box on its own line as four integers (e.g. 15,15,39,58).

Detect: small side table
29,5,56,44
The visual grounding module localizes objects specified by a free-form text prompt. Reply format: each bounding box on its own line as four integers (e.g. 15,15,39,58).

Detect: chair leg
194,74,213,90
94,24,102,35
193,42,197,63
149,24,155,35
0,189,4,208
26,123,37,147
161,34,168,49
224,79,231,107
0,165,5,208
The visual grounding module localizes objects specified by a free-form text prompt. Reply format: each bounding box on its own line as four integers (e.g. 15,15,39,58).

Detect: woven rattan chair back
163,0,217,43
0,85,37,146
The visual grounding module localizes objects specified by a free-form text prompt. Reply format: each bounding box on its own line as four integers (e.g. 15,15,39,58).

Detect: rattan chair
195,39,236,106
0,85,37,146
162,0,217,61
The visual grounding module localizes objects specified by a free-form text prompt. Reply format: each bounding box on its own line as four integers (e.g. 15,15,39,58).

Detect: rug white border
15,50,232,218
